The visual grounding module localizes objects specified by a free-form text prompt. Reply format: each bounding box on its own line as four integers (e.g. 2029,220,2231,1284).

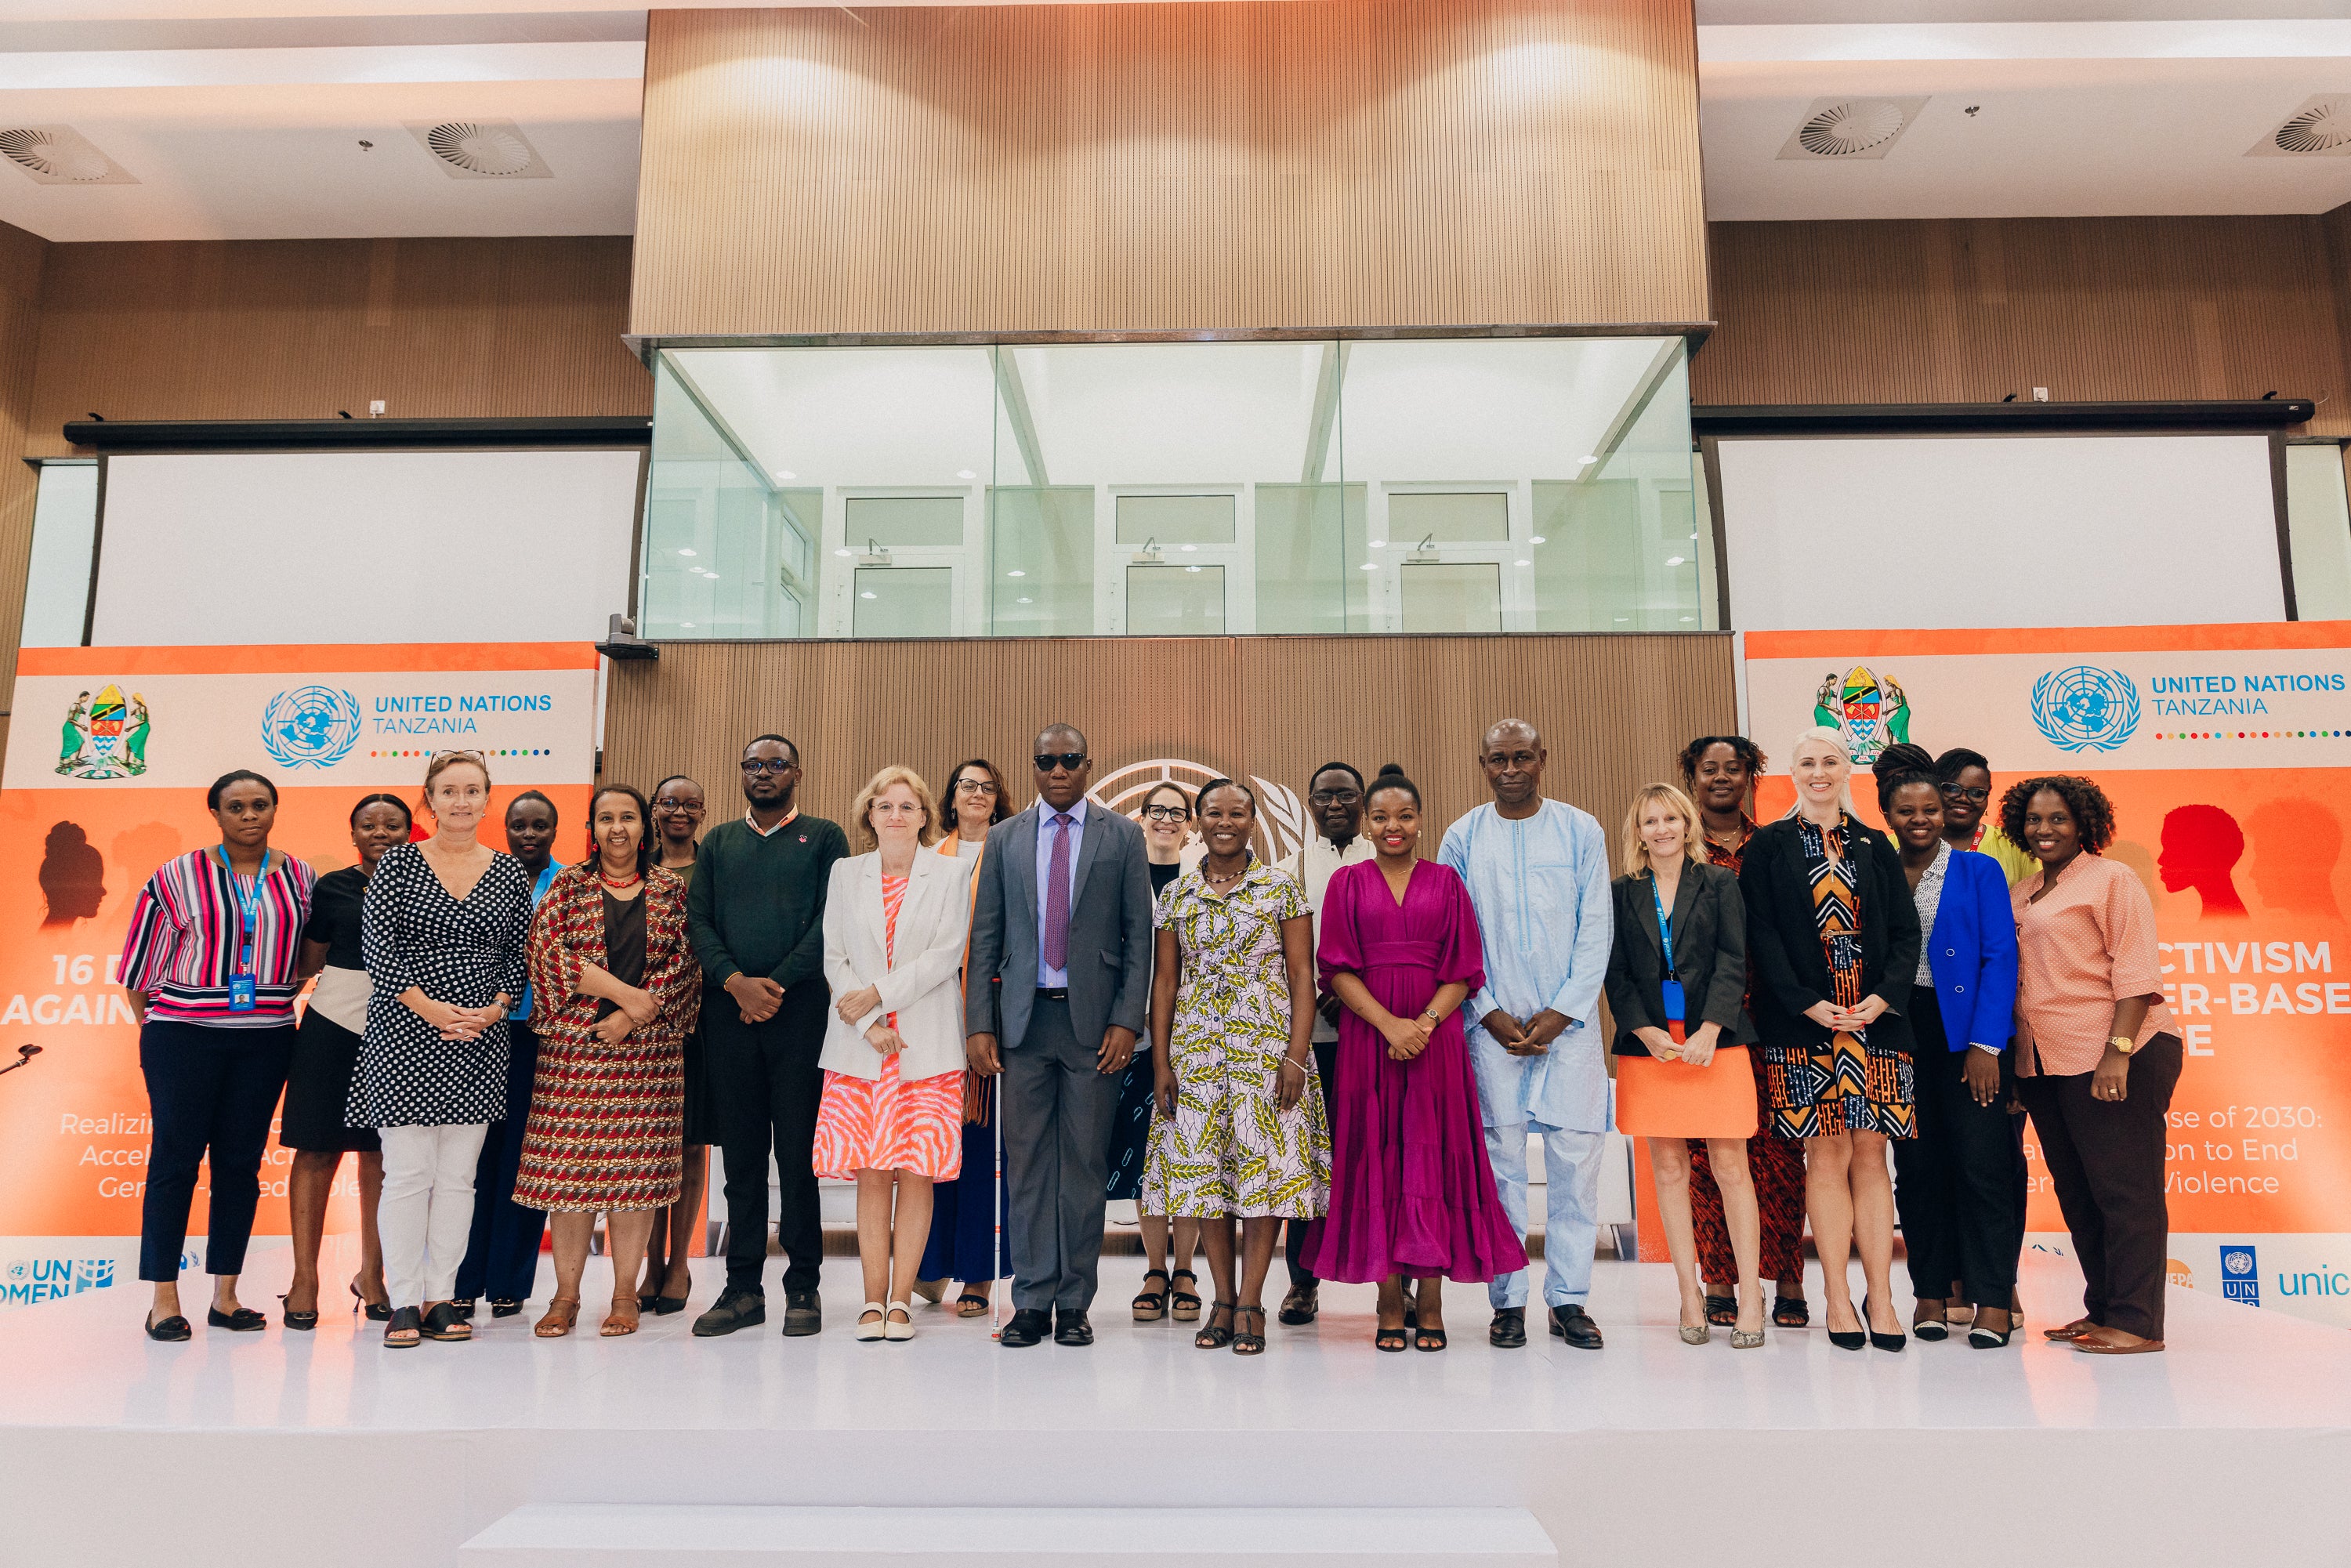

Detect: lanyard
211,846,271,975
531,860,560,907
1649,873,1677,980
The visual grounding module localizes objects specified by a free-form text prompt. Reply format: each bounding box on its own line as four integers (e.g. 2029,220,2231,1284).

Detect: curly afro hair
1675,734,1770,791
1998,774,2117,856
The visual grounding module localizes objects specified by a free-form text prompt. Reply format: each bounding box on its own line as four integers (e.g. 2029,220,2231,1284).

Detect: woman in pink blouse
2003,775,2181,1356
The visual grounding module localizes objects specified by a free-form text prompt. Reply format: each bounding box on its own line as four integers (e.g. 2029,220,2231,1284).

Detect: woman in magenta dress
1304,765,1525,1351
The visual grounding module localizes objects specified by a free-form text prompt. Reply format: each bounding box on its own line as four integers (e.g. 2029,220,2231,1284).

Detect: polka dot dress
350,842,534,1130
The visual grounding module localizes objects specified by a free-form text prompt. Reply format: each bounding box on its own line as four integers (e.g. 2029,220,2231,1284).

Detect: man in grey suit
965,723,1154,1348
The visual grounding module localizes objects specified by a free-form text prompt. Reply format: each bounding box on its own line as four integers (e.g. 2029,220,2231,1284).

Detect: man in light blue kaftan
1438,719,1614,1350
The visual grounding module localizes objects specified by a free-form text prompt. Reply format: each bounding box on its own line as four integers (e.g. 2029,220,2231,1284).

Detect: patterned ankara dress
1764,814,1916,1140
512,863,700,1212
812,875,965,1181
1141,862,1329,1220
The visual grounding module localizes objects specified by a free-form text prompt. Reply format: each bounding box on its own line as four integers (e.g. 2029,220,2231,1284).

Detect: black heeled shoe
1826,1301,1866,1352
143,1312,191,1342
280,1293,319,1331
647,1295,688,1316
207,1305,267,1332
1702,1293,1738,1327
350,1280,391,1323
1864,1295,1906,1353
489,1298,527,1319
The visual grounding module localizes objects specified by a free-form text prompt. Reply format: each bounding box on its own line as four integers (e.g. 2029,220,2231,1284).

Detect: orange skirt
812,1056,965,1180
1617,1045,1760,1139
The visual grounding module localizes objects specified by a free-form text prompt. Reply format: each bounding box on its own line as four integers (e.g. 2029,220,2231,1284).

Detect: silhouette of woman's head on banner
2159,802,2249,919
37,821,105,927
2247,798,2343,921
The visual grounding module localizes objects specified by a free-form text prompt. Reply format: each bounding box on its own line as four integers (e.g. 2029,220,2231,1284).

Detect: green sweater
685,814,849,993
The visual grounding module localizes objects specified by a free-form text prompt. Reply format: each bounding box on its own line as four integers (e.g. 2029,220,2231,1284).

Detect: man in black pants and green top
687,734,848,1338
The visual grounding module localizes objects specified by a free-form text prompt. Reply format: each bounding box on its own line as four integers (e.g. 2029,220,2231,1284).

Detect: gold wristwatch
2109,1034,2136,1056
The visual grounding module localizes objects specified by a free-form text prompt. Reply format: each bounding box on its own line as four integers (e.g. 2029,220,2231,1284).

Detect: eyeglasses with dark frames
741,758,797,776
1034,752,1087,773
1307,788,1363,806
1141,803,1189,823
1938,784,1991,803
955,779,1000,795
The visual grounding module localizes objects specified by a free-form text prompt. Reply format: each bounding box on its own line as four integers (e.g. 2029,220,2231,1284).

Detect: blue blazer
1922,849,2019,1053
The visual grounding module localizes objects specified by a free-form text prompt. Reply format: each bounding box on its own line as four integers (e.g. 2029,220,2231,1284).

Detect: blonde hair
1788,725,1857,813
420,750,491,813
1621,783,1706,877
851,765,939,849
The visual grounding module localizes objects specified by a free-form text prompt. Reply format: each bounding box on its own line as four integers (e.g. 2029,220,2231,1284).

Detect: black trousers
1284,1039,1341,1290
2016,1032,2183,1340
1891,987,2025,1303
1003,994,1121,1312
707,981,828,1295
138,1019,295,1283
454,1022,546,1302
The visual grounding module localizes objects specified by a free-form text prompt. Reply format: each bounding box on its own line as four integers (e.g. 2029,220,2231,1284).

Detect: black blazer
1604,861,1754,1056
1737,814,1919,1055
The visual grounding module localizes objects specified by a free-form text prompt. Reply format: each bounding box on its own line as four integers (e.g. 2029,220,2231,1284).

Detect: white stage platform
3,1243,2345,1567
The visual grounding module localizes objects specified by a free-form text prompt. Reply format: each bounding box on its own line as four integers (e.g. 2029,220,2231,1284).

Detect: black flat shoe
1772,1295,1809,1329
144,1313,191,1342
1053,1307,1092,1347
350,1280,392,1323
1703,1293,1738,1327
1488,1306,1527,1349
999,1306,1049,1348
279,1294,318,1331
384,1305,422,1348
489,1299,526,1319
207,1305,267,1332
1549,1304,1604,1349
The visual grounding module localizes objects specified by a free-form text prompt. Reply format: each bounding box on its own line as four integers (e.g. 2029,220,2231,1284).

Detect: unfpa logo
2221,1244,2259,1306
2031,665,2141,752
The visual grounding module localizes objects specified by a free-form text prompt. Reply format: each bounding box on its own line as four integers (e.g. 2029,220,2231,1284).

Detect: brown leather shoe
2072,1326,2164,1355
2043,1315,2099,1341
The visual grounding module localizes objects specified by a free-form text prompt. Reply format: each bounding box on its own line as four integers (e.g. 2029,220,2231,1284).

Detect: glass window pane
1255,482,1364,635
1128,564,1225,635
844,494,964,549
643,356,804,637
853,567,952,638
1114,493,1235,545
21,462,99,648
2286,444,2351,621
1400,562,1501,633
1386,491,1508,543
990,486,1095,634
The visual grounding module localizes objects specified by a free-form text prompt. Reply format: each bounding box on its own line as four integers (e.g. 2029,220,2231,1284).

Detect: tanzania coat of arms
56,684,148,779
1813,664,1910,767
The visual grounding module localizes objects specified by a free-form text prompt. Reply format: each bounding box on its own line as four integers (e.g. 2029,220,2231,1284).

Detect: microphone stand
0,1045,42,1080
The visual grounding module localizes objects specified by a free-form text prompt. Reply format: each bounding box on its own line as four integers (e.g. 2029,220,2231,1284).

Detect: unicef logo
2030,666,2141,752
262,686,362,770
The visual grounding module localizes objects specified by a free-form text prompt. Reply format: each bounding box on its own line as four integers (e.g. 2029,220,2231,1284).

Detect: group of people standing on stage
121,715,2184,1359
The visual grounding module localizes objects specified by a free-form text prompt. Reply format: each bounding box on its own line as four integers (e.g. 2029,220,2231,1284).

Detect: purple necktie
1042,812,1074,972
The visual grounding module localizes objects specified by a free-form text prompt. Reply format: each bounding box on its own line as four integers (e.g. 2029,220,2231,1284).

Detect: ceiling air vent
2248,96,2351,158
0,125,137,186
1775,97,1929,162
405,120,552,179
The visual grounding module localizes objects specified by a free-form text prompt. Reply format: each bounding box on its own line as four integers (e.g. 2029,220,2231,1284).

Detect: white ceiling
2,2,2349,241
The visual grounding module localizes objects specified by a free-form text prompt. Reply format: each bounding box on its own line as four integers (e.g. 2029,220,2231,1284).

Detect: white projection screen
1715,433,2286,631
89,449,643,646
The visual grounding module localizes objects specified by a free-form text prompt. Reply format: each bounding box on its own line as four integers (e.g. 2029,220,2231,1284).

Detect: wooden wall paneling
0,220,53,726
1698,216,2351,435
24,236,646,457
630,0,1708,337
600,633,1736,853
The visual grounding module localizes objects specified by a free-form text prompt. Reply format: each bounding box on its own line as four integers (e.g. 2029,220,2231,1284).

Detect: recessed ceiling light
1016,596,1033,604
1179,544,1197,552
1689,532,1701,541
1529,535,1545,545
1515,559,1532,567
1614,616,1629,622
1360,563,1378,571
1369,541,1386,549
1007,570,1026,578
676,548,697,557
680,621,694,628
1580,454,1599,465
957,469,976,480
1680,616,1696,622
860,591,878,600
775,470,795,480
1665,556,1686,567
833,549,853,558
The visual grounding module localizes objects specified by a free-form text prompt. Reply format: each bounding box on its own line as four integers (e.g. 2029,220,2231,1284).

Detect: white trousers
378,1123,489,1309
1484,1121,1604,1310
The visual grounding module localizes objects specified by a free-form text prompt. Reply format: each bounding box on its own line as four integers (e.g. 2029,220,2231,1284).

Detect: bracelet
1278,1056,1307,1074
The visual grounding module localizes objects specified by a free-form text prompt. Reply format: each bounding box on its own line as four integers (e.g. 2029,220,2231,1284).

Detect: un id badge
229,975,257,1012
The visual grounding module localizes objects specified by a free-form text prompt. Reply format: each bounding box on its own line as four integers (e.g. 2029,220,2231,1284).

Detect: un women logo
262,686,363,770
2030,666,2140,753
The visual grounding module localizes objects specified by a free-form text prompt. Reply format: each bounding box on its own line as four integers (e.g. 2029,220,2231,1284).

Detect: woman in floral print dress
1143,778,1328,1357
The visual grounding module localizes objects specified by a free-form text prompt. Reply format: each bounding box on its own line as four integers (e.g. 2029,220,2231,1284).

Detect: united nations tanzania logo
262,686,363,770
2030,666,2140,753
1813,665,1911,766
56,683,148,779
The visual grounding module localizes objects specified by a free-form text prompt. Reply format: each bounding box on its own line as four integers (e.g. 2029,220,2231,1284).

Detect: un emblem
262,686,362,770
2030,666,2140,752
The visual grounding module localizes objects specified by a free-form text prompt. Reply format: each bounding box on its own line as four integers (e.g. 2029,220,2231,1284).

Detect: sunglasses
741,758,797,776
432,748,487,763
1034,752,1088,773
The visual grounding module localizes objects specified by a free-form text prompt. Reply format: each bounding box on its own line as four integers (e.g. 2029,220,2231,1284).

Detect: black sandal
1277,1284,1318,1326
384,1305,422,1348
1194,1300,1236,1349
419,1302,471,1342
1168,1269,1203,1322
1415,1323,1448,1352
1703,1293,1738,1327
955,1291,991,1318
1232,1305,1266,1356
1375,1321,1409,1352
279,1293,319,1331
351,1279,392,1324
1132,1269,1170,1323
1772,1295,1810,1329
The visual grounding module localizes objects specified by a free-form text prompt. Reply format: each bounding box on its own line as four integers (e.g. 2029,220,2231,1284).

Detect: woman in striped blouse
118,770,317,1341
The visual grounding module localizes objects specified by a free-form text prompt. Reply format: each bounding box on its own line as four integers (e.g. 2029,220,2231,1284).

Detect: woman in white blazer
812,766,974,1342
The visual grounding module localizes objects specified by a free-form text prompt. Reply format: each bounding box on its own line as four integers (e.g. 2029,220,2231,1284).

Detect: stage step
460,1504,1559,1566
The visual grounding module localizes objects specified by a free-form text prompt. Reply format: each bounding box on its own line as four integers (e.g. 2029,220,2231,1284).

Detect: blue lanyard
211,846,271,975
1649,873,1677,980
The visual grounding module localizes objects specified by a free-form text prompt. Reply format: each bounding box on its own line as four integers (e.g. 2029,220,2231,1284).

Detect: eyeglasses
741,758,796,776
1141,804,1188,823
652,799,705,813
1938,784,1991,803
1034,752,1087,773
432,748,487,763
1307,788,1362,806
955,779,999,795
